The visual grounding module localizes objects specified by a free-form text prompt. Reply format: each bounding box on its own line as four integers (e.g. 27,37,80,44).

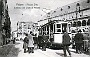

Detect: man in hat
62,31,71,57
74,30,84,54
42,32,48,51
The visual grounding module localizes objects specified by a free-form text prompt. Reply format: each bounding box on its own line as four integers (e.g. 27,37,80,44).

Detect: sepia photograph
0,0,90,57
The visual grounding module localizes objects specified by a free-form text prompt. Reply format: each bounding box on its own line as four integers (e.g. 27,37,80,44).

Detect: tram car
70,19,90,49
38,20,72,49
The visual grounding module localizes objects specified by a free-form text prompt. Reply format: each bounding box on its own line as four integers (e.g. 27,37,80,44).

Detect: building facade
0,0,11,45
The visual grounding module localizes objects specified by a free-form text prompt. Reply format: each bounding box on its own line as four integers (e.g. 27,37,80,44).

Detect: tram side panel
50,33,72,48
54,34,62,44
54,34,72,43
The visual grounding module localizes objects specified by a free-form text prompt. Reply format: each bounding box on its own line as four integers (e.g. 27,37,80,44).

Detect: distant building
17,22,38,39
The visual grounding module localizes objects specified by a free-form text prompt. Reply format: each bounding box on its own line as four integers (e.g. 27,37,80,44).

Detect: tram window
43,28,44,31
87,19,90,25
57,29,61,32
72,22,76,27
57,24,61,28
54,24,55,33
77,21,81,26
45,27,46,31
47,26,49,34
68,24,71,32
82,20,86,26
62,23,67,33
50,24,53,31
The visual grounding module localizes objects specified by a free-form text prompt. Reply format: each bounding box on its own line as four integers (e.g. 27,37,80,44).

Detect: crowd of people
22,30,89,57
23,31,48,53
23,32,34,53
62,30,89,57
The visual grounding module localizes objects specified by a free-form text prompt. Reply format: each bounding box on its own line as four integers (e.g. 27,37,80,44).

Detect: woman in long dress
27,32,34,53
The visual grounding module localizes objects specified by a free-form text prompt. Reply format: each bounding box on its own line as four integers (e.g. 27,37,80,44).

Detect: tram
38,20,72,48
70,19,90,49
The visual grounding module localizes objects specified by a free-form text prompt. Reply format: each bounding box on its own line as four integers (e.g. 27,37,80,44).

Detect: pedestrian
23,33,29,53
83,33,89,52
42,33,48,51
38,34,43,49
62,31,71,57
33,33,38,49
27,31,34,53
74,30,84,54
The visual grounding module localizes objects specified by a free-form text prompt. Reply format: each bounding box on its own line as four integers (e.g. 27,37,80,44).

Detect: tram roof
40,20,55,28
40,20,70,28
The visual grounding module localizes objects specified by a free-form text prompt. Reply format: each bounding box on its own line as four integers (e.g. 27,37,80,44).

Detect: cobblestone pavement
0,42,19,57
0,41,89,57
15,41,90,57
